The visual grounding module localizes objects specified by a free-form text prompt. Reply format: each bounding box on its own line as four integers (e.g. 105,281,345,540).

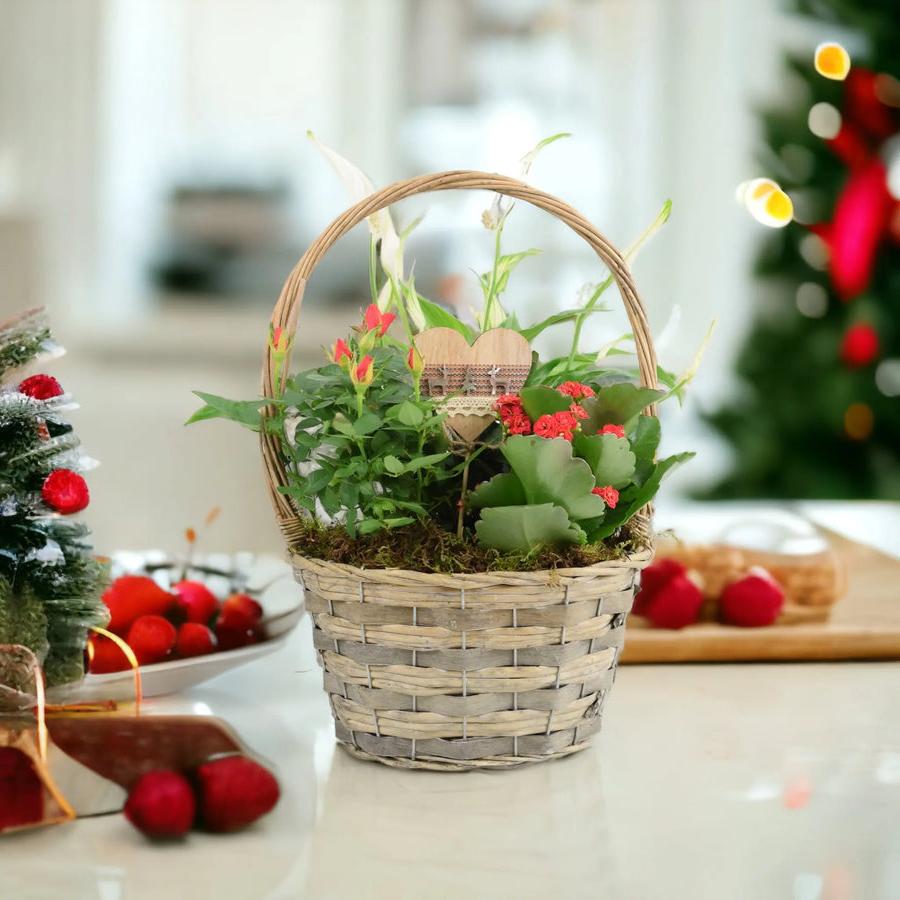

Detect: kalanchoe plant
189,135,701,562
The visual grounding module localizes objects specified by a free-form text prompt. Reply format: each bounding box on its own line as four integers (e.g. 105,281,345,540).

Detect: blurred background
1,0,897,553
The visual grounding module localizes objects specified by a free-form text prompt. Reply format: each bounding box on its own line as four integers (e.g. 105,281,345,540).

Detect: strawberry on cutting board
195,756,280,833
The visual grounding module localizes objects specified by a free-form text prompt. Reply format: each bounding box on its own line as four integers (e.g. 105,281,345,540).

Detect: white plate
47,552,305,703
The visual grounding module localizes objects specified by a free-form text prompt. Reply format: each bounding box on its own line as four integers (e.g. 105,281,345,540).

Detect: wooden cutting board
620,531,900,663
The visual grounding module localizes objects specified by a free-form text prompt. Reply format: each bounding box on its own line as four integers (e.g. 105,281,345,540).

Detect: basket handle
261,170,659,535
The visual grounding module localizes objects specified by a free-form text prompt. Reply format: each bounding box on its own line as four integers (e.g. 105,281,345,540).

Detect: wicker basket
260,171,659,770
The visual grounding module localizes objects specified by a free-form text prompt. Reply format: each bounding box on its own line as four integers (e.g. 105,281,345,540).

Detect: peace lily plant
190,135,702,567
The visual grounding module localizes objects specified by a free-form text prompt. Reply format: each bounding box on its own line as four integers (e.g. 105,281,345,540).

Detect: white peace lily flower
307,130,403,287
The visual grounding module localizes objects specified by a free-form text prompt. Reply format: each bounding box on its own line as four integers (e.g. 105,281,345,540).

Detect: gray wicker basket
260,171,658,770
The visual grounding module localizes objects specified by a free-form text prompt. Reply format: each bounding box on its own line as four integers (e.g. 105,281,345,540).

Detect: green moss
291,518,644,574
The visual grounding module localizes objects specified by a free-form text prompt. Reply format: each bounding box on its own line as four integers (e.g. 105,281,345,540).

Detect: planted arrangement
191,138,696,571
187,139,702,770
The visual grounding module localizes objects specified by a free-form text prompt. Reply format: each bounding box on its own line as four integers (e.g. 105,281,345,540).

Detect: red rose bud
362,303,396,337
840,323,879,368
176,622,217,658
351,354,375,387
330,337,353,367
196,756,280,833
720,568,785,627
269,325,290,353
599,424,626,438
173,580,219,624
591,485,619,508
125,771,196,840
126,615,177,665
41,469,89,514
406,345,424,376
18,374,64,400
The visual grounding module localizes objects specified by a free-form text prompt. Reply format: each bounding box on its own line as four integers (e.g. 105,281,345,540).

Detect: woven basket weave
260,171,659,770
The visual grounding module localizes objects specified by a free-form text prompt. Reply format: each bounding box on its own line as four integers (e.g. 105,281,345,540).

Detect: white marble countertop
3,501,899,900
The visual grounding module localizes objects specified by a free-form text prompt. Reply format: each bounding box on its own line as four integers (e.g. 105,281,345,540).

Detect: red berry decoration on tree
720,568,785,628
633,558,704,629
41,468,90,514
17,373,63,400
196,756,280,833
124,771,196,839
840,322,880,367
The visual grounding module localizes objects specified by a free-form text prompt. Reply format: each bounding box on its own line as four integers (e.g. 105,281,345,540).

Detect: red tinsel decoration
841,323,880,367
812,158,893,300
18,374,63,401
41,469,90,514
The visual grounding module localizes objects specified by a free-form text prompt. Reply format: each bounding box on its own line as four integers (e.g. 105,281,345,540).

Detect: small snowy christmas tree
0,309,107,685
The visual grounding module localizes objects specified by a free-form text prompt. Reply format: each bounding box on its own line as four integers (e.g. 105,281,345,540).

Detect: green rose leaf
572,433,636,488
403,452,450,473
582,384,665,433
353,412,382,435
519,386,573,420
475,504,586,552
186,393,266,431
501,435,605,521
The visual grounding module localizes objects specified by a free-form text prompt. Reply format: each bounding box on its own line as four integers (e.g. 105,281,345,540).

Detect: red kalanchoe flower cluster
18,374,64,401
592,485,619,508
599,423,626,438
570,403,588,420
534,410,580,441
557,381,595,400
362,303,396,337
495,394,532,434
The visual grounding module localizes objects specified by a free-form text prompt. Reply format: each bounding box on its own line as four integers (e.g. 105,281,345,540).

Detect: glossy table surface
3,501,899,900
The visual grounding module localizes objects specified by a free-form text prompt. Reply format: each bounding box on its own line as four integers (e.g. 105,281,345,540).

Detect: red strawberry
636,573,703,629
720,568,785,627
196,756,280,833
127,615,177,665
173,580,219,624
176,622,217,658
87,634,131,674
124,771,195,839
103,575,175,635
218,593,263,630
633,558,687,616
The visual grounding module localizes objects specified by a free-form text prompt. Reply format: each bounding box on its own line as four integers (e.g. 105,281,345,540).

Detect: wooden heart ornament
415,327,532,442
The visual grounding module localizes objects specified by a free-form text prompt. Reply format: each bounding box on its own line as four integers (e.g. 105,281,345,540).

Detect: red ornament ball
41,469,89,514
196,755,280,833
124,770,196,839
18,374,63,400
720,569,785,627
841,323,880,368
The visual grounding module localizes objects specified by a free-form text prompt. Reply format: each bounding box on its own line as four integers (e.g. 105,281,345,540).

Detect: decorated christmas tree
702,0,900,499
0,309,107,685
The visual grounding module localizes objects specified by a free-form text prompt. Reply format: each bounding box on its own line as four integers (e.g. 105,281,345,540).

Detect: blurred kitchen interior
0,0,834,552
